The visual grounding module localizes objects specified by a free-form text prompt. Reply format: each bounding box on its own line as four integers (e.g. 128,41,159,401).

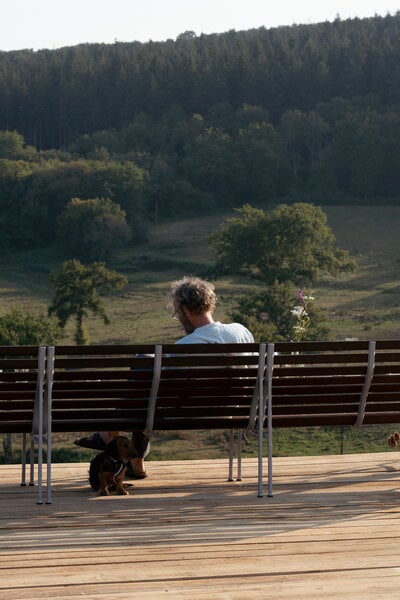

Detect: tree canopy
48,260,128,344
57,197,132,261
209,203,356,285
229,282,331,342
1,14,400,148
0,305,63,345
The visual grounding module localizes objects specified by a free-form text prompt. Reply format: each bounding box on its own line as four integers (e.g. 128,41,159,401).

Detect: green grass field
1,204,400,344
1,204,400,462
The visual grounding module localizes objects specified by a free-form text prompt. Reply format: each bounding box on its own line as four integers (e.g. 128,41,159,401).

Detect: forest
0,13,400,253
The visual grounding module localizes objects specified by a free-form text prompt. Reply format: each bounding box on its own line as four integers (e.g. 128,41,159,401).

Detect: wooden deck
1,452,400,599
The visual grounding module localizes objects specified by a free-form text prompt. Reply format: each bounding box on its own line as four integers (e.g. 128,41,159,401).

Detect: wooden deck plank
1,453,400,599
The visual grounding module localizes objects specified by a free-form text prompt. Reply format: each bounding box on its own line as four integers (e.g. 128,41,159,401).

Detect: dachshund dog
89,435,138,495
388,431,400,449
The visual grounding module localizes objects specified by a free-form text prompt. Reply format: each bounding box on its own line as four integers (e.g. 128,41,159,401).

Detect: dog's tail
388,431,400,449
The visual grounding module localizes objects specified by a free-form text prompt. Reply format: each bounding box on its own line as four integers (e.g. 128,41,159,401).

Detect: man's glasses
172,310,180,321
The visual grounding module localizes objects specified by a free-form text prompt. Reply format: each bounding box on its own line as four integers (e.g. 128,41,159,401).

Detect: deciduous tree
0,305,63,345
48,260,127,345
57,197,132,261
229,282,330,342
210,202,356,285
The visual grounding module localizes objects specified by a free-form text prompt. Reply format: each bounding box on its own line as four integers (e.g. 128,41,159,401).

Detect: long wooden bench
5,339,400,505
43,343,269,503
0,345,47,503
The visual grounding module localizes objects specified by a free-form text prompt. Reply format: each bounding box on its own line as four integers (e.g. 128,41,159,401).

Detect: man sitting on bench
74,276,254,478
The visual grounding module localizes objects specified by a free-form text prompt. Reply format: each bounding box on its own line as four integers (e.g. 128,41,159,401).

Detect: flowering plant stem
291,289,314,342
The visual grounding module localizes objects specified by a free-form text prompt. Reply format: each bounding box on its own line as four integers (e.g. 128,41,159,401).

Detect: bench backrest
47,343,265,434
9,339,399,438
0,346,45,434
152,343,262,431
267,340,400,427
48,344,156,433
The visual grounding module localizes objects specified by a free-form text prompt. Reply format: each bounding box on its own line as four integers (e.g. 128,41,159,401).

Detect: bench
5,339,400,505
43,343,269,503
0,345,47,503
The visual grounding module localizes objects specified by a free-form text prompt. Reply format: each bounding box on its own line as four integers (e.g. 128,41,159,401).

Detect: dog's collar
107,455,128,477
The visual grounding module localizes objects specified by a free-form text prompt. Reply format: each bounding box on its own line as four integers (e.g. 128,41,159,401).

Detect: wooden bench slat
364,413,400,424
51,380,153,390
273,353,370,366
273,365,368,376
51,418,251,432
0,359,40,370
0,422,34,433
51,399,150,409
272,394,362,406
272,403,360,415
272,414,357,427
0,346,40,356
0,400,37,409
274,341,370,352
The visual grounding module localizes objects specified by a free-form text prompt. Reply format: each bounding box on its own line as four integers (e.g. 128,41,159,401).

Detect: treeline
1,14,400,147
0,14,400,252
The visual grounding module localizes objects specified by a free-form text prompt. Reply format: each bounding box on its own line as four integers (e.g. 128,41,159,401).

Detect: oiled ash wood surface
1,452,400,599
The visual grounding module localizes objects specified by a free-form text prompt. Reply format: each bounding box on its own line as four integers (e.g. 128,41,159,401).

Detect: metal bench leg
44,345,54,505
257,417,263,497
267,430,273,498
45,398,52,505
29,436,35,486
46,438,52,505
36,390,44,505
36,431,43,505
21,434,27,486
237,429,242,481
228,429,234,481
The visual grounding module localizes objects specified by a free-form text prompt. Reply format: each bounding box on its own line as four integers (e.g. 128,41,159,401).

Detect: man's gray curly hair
171,277,217,315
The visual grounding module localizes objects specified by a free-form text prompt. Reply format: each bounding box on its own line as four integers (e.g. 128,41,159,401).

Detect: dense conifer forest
0,13,399,253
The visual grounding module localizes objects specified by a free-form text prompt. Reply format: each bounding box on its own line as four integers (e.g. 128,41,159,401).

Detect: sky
1,0,399,52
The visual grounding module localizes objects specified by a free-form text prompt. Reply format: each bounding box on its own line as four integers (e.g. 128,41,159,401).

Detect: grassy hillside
1,204,400,463
1,204,400,344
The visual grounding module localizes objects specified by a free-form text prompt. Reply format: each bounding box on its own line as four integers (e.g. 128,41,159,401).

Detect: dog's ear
106,437,119,453
116,436,139,458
